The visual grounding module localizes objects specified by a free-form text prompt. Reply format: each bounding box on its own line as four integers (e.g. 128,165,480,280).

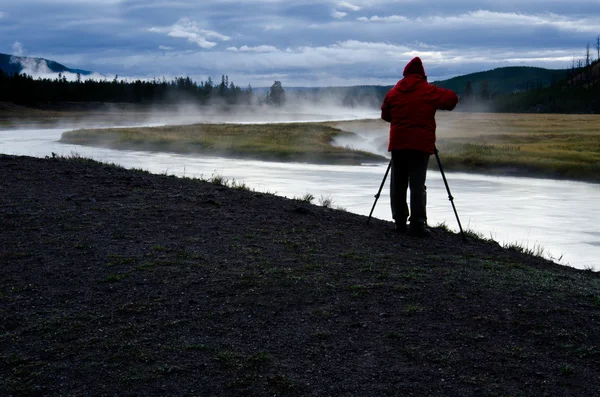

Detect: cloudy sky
1,0,599,87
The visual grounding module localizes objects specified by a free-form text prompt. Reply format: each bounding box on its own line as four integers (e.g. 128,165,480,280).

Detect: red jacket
381,59,458,154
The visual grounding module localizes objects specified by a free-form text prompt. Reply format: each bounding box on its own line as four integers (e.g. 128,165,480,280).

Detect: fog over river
1,111,598,271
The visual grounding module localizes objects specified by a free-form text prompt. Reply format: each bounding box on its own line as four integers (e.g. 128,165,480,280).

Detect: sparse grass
464,228,485,240
106,254,137,267
559,363,575,376
185,344,210,351
46,151,126,170
435,221,451,232
318,194,334,208
150,245,169,252
404,304,423,316
106,272,131,282
299,192,315,204
209,173,227,186
205,173,254,191
249,351,270,364
504,241,546,257
215,350,238,365
347,284,368,297
230,179,252,191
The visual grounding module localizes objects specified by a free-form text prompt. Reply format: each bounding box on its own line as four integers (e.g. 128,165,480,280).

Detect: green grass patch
60,122,387,165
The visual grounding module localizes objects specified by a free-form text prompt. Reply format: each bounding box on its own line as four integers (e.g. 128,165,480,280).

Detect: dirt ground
1,154,599,396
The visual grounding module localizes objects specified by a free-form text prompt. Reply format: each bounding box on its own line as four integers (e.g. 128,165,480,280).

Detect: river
1,114,598,271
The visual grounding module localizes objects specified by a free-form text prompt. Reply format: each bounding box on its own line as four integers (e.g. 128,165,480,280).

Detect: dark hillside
431,66,569,97
286,67,570,108
1,154,599,396
492,59,600,113
0,53,92,76
493,82,600,113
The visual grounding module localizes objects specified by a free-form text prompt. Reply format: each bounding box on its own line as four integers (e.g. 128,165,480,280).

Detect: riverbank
334,114,600,183
60,123,387,165
0,102,158,129
58,112,600,181
1,154,599,396
2,103,600,179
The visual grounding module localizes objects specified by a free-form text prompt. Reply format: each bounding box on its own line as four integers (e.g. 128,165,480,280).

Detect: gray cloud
1,0,599,86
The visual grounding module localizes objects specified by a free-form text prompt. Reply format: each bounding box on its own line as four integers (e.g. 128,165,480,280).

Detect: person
381,57,458,237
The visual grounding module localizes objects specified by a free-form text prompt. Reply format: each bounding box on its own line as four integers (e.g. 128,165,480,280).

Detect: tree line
0,70,287,107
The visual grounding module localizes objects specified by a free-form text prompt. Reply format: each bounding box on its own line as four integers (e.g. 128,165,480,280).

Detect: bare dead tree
596,34,600,61
586,43,591,67
585,43,592,83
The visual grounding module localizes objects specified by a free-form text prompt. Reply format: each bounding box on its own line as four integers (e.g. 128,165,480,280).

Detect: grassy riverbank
434,113,600,182
4,102,600,181
333,113,600,182
60,122,388,165
1,154,599,396
59,112,600,179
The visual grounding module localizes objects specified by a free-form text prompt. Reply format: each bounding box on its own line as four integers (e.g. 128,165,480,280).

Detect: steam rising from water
9,54,106,82
331,122,389,157
4,96,382,133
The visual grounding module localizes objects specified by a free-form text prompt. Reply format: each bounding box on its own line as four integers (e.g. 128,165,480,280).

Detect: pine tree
479,80,490,100
268,81,285,106
463,81,473,98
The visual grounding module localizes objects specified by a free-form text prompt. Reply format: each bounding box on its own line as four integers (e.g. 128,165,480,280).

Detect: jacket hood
394,74,426,92
403,57,426,77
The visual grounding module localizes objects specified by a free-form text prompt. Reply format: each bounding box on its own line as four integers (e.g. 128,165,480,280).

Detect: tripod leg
434,148,466,240
367,159,392,224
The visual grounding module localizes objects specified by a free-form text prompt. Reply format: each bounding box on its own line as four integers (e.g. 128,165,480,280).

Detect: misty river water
1,114,599,271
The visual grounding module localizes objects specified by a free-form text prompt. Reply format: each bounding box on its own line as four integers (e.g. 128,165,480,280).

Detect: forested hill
312,65,594,113
431,66,569,97
0,53,92,76
298,66,571,107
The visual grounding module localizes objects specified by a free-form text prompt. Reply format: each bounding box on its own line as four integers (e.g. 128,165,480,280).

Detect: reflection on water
1,124,599,271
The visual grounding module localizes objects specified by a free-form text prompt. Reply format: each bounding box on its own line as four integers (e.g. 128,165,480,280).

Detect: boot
395,222,406,233
408,222,431,238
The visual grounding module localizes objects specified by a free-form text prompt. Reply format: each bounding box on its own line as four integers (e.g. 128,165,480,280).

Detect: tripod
367,149,466,241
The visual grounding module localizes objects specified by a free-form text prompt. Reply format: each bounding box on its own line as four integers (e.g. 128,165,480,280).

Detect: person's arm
431,87,459,111
381,95,391,122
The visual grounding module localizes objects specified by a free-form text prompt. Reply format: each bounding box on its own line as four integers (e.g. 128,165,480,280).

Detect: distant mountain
431,66,569,97
0,53,92,76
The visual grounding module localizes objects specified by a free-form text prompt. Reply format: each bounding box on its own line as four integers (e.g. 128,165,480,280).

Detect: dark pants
390,149,430,226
